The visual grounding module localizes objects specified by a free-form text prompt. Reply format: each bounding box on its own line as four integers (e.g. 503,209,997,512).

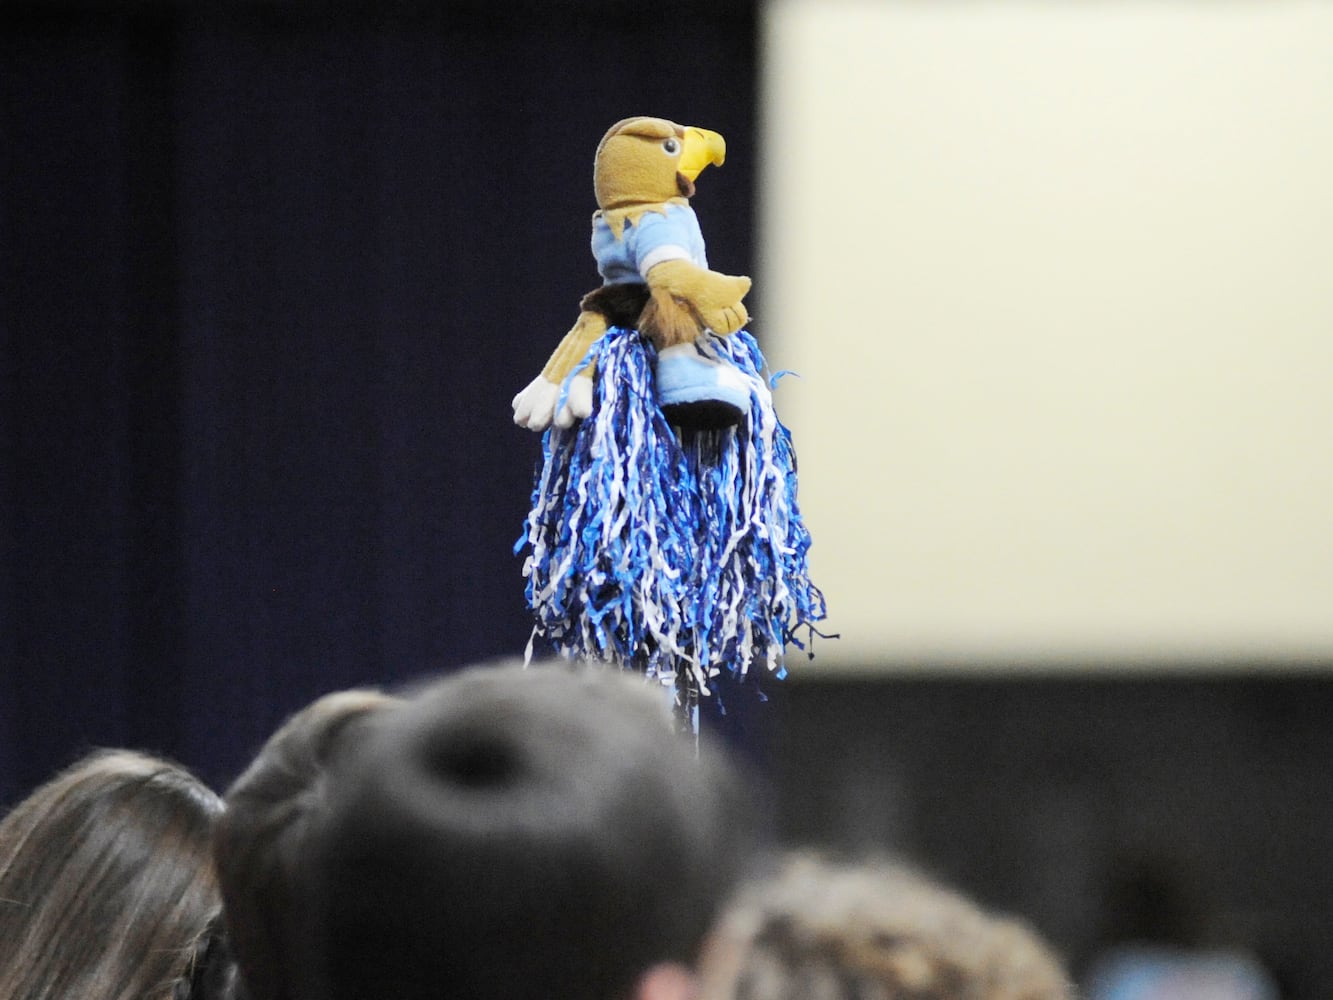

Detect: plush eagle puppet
513,116,826,719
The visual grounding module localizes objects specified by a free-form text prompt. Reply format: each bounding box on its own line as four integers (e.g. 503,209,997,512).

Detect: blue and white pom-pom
517,328,826,703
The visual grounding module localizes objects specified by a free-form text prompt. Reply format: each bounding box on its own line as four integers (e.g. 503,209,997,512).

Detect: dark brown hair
214,689,401,1000
301,661,755,1000
0,749,228,1000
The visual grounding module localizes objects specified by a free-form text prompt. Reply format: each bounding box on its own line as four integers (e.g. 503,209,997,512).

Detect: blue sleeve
631,205,708,274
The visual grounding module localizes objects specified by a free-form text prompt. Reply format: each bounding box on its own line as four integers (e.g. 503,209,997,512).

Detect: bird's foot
655,343,750,431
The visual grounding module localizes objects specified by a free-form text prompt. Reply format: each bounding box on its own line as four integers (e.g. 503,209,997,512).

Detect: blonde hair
701,853,1075,1000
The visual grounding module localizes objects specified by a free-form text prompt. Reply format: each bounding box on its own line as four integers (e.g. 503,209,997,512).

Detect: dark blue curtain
1,1,760,800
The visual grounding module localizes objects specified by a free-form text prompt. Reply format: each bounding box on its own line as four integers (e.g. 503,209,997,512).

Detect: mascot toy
513,116,826,720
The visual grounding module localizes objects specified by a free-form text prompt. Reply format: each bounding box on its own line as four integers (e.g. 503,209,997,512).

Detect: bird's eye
662,138,681,156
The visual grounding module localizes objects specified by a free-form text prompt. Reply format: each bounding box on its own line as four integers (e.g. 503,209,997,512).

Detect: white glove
512,376,559,430
553,375,593,428
512,374,593,431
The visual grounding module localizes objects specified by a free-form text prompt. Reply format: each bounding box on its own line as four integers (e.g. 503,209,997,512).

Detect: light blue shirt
591,202,709,287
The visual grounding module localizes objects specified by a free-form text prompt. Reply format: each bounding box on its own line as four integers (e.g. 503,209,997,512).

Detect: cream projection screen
760,1,1333,672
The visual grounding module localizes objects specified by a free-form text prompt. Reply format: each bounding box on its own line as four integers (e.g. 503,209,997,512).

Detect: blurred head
699,853,1074,1000
298,660,756,1000
0,749,231,1000
214,689,401,1000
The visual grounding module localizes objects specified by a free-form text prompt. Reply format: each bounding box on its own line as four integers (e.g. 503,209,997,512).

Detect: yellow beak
677,126,727,182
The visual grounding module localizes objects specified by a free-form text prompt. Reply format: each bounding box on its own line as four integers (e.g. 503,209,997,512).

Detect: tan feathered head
593,116,727,212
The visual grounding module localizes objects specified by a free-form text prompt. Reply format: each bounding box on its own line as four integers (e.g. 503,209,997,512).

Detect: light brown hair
0,749,226,1000
214,689,400,1000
